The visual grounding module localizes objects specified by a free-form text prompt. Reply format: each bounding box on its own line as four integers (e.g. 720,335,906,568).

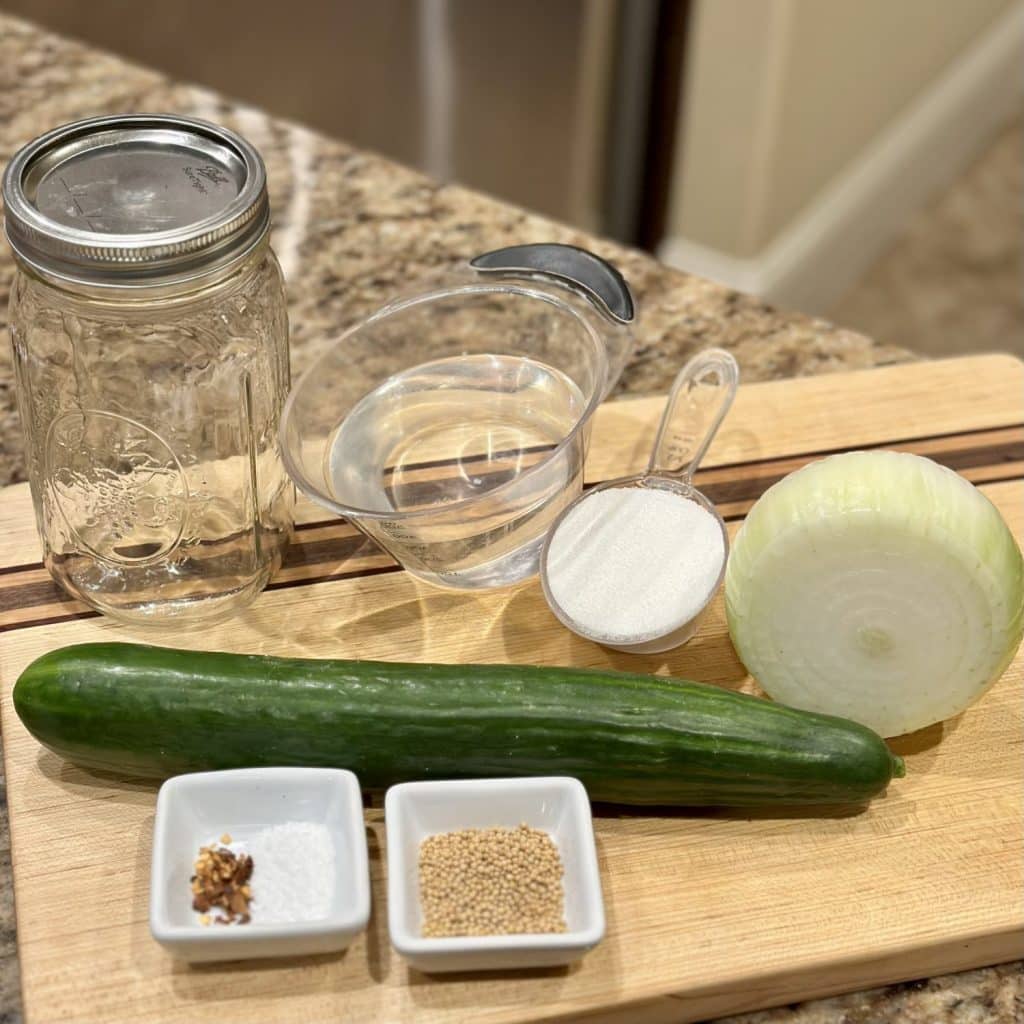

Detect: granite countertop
0,12,1016,1024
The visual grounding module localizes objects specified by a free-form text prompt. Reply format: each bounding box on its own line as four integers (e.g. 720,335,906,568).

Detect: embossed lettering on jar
3,115,293,624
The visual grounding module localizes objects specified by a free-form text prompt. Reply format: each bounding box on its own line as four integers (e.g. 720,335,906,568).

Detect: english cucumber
13,643,904,806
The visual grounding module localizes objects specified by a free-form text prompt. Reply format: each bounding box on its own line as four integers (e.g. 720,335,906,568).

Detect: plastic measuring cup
540,347,739,653
280,244,635,589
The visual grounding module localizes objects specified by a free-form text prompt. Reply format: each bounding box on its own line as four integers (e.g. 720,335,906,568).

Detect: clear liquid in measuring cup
327,354,587,588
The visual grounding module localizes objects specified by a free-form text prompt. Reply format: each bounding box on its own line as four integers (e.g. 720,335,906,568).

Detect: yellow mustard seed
418,824,567,938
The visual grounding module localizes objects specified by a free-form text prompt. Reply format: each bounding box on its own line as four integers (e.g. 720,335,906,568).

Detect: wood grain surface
0,354,1021,1024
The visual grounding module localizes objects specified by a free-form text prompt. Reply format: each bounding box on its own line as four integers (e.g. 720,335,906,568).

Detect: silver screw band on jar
2,113,270,291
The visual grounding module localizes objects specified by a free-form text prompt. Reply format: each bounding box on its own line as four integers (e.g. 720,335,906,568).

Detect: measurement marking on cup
380,440,558,478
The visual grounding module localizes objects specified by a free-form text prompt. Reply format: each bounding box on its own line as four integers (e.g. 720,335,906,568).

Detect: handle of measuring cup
469,244,635,325
648,348,739,483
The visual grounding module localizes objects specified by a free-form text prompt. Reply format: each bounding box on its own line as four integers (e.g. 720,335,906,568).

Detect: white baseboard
658,1,1024,315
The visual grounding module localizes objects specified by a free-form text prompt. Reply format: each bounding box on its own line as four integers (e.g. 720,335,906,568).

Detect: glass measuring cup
280,244,635,589
540,347,739,653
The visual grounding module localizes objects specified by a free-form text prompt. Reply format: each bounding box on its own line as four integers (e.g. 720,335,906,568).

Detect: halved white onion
725,451,1023,737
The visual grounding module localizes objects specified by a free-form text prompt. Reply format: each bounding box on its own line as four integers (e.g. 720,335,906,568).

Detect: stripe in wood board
0,423,1019,633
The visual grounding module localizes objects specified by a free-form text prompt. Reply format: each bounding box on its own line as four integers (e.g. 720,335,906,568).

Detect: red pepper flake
191,840,254,925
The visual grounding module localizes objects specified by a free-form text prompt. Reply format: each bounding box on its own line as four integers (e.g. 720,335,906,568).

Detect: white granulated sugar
247,821,336,923
546,486,725,643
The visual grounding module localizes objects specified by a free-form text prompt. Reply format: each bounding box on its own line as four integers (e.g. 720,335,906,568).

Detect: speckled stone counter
0,17,915,490
0,12,1018,1024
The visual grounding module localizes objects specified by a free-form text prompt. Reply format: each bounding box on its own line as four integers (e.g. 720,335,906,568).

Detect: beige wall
668,0,1016,258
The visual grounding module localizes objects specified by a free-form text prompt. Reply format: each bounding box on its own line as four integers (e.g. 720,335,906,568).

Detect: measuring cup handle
470,244,635,325
648,348,739,482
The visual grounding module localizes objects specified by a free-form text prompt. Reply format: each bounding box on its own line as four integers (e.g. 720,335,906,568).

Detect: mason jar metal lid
2,113,270,289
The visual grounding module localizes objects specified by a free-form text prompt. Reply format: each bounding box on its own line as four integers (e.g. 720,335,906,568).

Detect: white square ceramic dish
150,767,370,962
385,776,604,972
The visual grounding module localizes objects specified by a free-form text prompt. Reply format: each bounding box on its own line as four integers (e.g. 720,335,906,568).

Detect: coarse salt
199,822,336,924
545,486,725,643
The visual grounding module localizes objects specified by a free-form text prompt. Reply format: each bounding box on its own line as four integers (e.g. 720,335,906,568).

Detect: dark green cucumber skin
13,643,904,806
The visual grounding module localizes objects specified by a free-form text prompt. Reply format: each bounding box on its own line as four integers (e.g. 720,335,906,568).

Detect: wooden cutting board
0,354,1021,1024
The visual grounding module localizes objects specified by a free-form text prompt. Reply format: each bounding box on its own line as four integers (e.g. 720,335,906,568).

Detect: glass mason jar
2,114,293,625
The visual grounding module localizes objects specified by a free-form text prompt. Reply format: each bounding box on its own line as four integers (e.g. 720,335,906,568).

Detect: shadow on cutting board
496,585,751,691
35,747,159,800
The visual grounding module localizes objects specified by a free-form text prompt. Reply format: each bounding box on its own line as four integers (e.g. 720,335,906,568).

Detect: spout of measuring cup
470,243,636,399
